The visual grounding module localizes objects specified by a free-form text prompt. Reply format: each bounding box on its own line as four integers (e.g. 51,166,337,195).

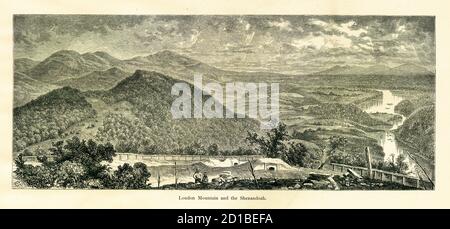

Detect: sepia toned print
12,15,435,190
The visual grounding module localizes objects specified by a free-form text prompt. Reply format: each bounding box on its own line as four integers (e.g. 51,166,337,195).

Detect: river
363,90,421,177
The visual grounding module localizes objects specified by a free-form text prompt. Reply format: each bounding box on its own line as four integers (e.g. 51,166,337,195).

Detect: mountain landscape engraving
13,15,435,190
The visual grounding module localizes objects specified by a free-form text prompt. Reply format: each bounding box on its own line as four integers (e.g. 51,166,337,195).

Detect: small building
252,158,294,171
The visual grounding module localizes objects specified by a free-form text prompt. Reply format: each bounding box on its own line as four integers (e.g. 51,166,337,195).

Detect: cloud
397,24,406,32
292,32,353,50
13,15,435,74
358,43,373,51
308,18,367,37
308,19,328,27
268,18,293,31
338,21,367,37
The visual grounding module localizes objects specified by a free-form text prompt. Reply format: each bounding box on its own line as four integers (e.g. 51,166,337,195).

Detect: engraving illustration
13,15,435,190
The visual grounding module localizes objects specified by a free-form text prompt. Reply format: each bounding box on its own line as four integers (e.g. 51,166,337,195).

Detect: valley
13,49,436,189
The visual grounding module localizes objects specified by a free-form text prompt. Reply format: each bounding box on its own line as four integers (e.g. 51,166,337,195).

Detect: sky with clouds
14,15,435,74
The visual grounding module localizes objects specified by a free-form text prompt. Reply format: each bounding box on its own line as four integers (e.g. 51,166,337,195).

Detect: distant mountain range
24,50,126,82
18,50,435,83
19,49,230,83
314,63,434,76
13,49,435,107
12,49,286,107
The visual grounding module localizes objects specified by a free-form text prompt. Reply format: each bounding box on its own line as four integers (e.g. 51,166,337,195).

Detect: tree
112,163,135,188
246,122,288,158
50,136,116,179
318,136,347,169
111,162,151,189
15,163,55,189
22,148,33,156
55,161,85,188
132,162,151,188
15,137,117,189
282,141,321,168
388,154,410,174
207,144,219,156
15,136,157,189
394,100,415,116
292,129,317,141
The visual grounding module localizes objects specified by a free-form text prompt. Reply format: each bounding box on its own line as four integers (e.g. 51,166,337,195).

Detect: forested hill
395,105,435,160
13,70,262,154
13,87,96,151
95,70,261,152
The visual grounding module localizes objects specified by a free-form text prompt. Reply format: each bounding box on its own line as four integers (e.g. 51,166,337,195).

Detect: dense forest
95,70,261,152
396,105,435,160
13,87,96,151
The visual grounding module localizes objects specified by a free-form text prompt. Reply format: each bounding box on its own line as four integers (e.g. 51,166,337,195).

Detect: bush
394,100,415,116
13,137,156,189
55,161,86,188
246,122,288,158
292,129,317,141
282,141,321,168
373,154,410,175
109,162,151,189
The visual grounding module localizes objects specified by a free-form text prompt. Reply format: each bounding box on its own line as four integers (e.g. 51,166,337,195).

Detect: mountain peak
17,86,86,109
93,50,112,56
153,50,182,57
315,63,434,76
391,63,433,75
131,69,170,79
111,70,179,100
82,51,121,64
316,65,361,75
148,50,199,66
394,63,427,70
105,66,124,74
365,64,391,73
92,51,120,61
49,50,82,58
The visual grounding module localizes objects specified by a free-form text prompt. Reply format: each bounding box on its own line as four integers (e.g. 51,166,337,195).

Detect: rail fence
21,153,263,163
330,163,433,189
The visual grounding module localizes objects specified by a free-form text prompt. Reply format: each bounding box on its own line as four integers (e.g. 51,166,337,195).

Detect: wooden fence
21,153,263,163
330,163,433,189
114,153,263,162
